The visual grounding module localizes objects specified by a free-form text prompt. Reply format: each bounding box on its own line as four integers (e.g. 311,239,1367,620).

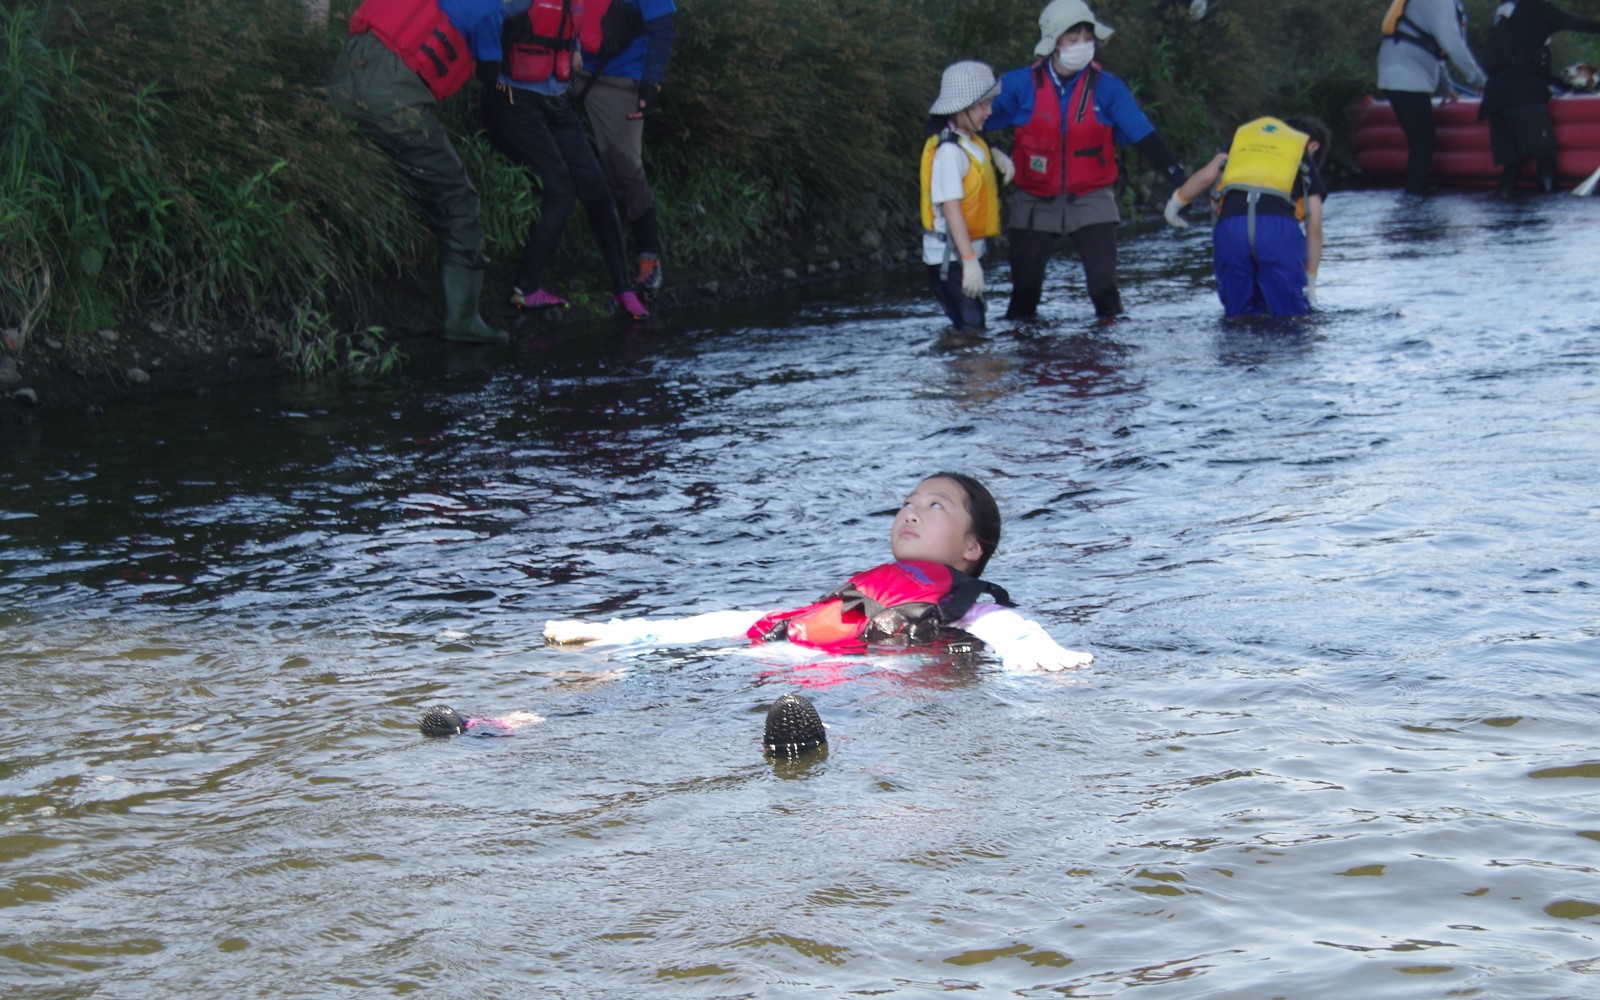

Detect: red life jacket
349,0,473,103
1012,60,1118,199
503,0,584,83
747,560,1014,651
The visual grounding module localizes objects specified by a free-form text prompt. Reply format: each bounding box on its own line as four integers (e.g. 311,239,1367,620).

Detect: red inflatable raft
1351,93,1600,187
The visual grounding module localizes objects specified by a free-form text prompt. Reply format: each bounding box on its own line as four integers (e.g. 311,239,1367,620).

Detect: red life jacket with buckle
1012,60,1118,199
503,0,584,83
747,560,1014,651
349,0,473,102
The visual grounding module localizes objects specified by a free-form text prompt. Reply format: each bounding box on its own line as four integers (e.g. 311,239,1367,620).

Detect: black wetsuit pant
1488,103,1558,195
482,85,630,294
1382,89,1438,195
1005,222,1121,321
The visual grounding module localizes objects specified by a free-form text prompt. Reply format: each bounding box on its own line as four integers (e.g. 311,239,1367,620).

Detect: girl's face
955,98,993,134
890,477,985,573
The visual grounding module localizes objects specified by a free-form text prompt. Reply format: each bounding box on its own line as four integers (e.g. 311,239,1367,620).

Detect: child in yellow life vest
1164,115,1331,317
920,62,1014,332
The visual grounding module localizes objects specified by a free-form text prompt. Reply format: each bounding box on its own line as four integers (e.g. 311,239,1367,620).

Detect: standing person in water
325,0,523,344
920,61,1012,335
984,0,1188,325
476,0,651,318
1165,116,1330,317
545,473,1094,672
1480,0,1600,195
1378,0,1488,195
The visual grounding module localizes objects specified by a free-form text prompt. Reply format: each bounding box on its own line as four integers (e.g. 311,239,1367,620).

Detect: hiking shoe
510,287,568,309
634,255,663,291
613,291,650,319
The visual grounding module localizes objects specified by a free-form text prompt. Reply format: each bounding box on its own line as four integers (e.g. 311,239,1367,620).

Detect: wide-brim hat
929,60,1002,115
1034,0,1114,56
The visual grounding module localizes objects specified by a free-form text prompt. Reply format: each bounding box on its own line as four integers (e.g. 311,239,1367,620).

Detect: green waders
325,33,506,344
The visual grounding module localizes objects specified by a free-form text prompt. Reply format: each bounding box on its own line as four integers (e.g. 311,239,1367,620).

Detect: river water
3,189,1599,998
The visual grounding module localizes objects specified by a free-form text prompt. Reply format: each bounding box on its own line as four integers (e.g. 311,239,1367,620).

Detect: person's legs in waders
580,75,663,290
1490,104,1558,197
325,33,505,344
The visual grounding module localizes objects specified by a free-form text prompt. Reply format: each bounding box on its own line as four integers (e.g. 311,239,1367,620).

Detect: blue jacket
445,0,530,54
583,0,675,83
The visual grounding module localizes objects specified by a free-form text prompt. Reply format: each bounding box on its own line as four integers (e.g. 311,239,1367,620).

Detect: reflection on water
4,190,1600,997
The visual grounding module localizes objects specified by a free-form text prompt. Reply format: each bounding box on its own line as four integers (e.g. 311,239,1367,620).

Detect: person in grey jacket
1378,0,1488,193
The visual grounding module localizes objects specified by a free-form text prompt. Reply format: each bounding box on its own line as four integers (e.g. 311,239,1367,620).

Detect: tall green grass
9,0,1579,353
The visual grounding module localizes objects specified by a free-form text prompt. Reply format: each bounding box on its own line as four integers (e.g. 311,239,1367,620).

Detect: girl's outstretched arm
545,610,768,647
955,606,1094,672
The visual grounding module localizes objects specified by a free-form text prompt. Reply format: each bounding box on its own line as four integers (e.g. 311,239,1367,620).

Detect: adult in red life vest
477,0,650,318
572,0,676,292
325,0,530,344
984,0,1188,324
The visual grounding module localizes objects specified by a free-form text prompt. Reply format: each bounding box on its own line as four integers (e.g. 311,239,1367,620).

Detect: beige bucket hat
1034,0,1114,56
929,60,1003,115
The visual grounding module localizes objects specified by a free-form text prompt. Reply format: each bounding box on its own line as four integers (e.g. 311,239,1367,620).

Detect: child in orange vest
920,63,1015,333
545,473,1092,672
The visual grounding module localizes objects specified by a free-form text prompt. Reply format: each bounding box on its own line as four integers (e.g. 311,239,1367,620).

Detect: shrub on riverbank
0,0,421,349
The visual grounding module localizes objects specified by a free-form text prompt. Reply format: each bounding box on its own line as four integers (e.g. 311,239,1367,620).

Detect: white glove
1000,630,1095,672
1164,191,1190,229
960,256,984,299
959,608,1094,672
1305,271,1317,307
990,148,1015,185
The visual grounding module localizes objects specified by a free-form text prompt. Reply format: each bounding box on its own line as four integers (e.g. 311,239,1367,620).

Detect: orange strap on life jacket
748,560,1013,651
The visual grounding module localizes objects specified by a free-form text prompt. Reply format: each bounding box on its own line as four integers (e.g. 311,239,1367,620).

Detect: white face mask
1057,40,1095,73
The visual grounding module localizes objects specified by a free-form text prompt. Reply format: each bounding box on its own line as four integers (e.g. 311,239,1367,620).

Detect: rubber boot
441,262,508,345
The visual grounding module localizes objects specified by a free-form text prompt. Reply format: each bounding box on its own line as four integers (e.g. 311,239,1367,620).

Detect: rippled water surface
4,190,1600,998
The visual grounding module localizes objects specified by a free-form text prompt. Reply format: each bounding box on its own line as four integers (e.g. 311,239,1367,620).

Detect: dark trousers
1383,89,1437,195
1005,222,1121,321
927,262,986,331
1488,103,1558,195
482,86,630,294
325,32,484,269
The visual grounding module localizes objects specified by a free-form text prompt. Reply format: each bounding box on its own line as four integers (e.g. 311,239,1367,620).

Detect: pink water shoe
510,287,568,309
613,291,650,319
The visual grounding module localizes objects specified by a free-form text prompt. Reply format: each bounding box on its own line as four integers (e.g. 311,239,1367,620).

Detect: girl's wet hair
928,471,1002,577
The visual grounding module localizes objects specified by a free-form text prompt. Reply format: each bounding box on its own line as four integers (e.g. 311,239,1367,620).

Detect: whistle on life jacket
747,560,1014,651
504,0,584,84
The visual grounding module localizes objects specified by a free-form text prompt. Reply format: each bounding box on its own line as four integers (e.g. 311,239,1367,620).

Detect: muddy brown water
3,190,1600,998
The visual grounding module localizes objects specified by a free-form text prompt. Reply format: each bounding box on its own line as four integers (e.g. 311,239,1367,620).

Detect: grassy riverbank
7,0,1599,378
